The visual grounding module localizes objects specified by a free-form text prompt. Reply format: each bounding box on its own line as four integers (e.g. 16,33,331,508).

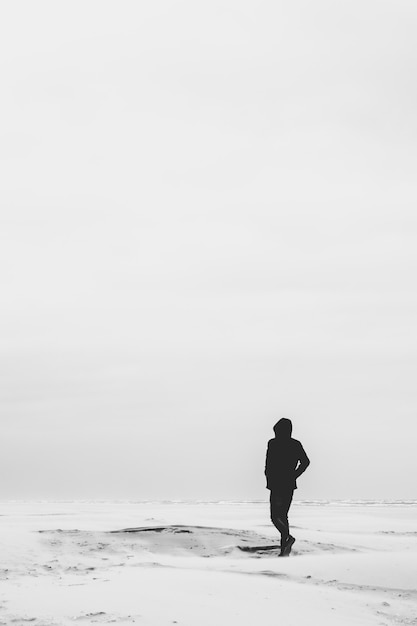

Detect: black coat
265,437,310,492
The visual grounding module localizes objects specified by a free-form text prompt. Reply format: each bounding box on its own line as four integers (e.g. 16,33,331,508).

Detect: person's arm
265,441,272,489
294,443,310,479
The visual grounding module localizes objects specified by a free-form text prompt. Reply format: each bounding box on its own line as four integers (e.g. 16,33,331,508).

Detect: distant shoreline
1,499,417,506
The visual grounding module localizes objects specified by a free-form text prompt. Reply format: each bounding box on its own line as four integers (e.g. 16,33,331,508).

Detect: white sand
0,501,416,625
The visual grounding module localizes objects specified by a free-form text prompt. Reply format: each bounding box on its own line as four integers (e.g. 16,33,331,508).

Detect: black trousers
269,489,294,543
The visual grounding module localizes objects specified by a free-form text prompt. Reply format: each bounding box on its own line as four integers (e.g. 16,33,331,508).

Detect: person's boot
279,535,295,557
278,534,288,556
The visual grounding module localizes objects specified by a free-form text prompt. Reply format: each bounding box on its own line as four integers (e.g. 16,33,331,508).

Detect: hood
273,418,292,439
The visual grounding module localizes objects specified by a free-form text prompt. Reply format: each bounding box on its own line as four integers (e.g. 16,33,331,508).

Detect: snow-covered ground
0,500,416,625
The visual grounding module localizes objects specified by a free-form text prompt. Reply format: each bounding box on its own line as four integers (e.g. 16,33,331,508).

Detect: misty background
1,1,416,501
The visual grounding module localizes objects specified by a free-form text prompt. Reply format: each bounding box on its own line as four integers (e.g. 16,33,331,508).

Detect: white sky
1,1,417,500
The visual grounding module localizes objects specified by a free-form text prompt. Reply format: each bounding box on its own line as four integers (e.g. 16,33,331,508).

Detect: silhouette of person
265,418,310,556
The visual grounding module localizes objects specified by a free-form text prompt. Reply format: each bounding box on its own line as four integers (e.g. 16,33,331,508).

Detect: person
265,418,310,556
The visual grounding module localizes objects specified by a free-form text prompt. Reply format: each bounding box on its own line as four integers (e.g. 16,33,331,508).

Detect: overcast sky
1,1,416,501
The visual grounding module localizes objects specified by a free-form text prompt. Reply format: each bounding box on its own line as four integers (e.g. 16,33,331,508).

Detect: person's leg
269,491,291,546
282,489,294,536
280,490,295,555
